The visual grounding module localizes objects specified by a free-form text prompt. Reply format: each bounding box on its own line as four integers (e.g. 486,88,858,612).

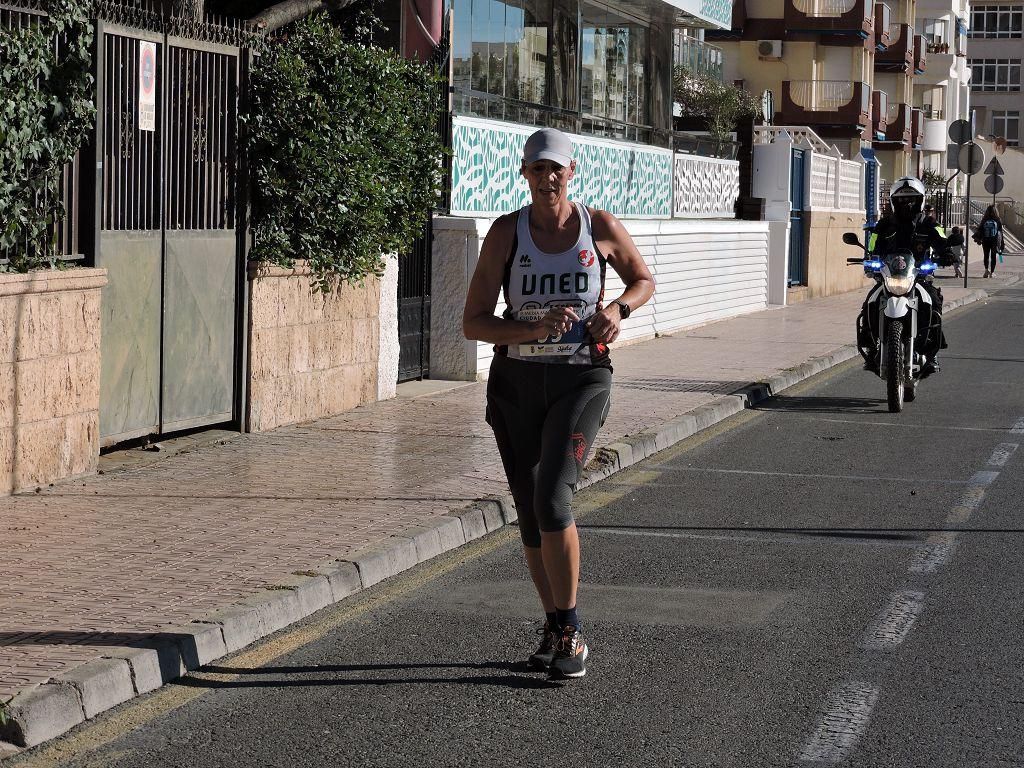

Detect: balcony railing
781,80,871,131
785,0,873,36
913,34,927,73
877,102,912,145
872,90,888,136
917,18,951,53
674,35,725,83
911,107,924,147
876,23,913,70
874,2,892,48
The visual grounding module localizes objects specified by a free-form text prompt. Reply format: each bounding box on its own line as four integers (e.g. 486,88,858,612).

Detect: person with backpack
974,206,1004,277
947,226,965,279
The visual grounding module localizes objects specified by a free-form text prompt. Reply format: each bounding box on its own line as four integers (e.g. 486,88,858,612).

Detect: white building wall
432,217,771,381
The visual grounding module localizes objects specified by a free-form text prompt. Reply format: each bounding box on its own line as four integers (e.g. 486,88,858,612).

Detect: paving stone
345,538,419,588
454,507,488,541
168,623,229,669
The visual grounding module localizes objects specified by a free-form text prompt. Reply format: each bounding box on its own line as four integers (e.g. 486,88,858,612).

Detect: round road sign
140,46,156,96
957,142,985,175
948,119,972,145
984,175,1005,195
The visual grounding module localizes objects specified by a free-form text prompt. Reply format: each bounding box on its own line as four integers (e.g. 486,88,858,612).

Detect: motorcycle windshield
884,250,915,277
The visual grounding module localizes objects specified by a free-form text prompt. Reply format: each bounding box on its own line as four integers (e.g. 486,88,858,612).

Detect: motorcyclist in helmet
858,176,950,375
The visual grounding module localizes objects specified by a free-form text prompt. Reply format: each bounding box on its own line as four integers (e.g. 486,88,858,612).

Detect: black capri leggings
983,241,999,273
486,355,612,548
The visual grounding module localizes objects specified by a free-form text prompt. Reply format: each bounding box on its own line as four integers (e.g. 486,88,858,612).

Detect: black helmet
889,176,926,222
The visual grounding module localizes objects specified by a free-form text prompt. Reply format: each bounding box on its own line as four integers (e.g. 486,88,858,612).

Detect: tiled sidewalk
0,268,1015,748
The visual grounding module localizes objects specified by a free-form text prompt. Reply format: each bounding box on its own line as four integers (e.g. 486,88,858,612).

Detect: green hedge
0,0,94,272
246,13,446,292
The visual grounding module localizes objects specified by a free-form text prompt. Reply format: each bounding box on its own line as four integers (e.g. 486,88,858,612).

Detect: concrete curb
0,284,999,752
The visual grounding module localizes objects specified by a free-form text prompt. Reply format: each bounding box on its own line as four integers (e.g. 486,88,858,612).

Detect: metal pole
942,169,961,229
964,169,971,289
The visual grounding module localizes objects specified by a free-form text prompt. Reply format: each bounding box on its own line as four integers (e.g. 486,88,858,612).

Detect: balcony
910,108,924,148
918,18,952,54
913,34,927,74
674,36,724,83
872,90,888,138
873,102,912,149
873,3,892,49
785,0,873,37
781,80,871,135
922,111,947,151
875,23,913,71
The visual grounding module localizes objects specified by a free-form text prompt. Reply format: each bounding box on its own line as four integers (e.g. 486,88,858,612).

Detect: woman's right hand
533,306,580,338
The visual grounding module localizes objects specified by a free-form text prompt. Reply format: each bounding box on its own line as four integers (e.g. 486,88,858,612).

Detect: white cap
522,128,574,166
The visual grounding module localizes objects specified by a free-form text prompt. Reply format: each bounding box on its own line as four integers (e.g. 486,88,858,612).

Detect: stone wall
805,210,875,299
1,268,107,495
246,259,398,432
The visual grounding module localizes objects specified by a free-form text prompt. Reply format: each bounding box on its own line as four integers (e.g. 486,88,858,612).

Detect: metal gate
93,19,242,445
397,219,432,382
788,147,807,285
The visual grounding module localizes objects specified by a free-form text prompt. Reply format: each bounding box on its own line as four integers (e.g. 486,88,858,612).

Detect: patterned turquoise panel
450,117,672,218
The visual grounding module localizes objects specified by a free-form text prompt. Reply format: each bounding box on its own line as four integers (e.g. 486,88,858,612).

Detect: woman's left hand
586,305,621,345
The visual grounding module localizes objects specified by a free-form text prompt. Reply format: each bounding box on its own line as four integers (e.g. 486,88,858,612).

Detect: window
969,4,1023,37
969,58,1021,90
581,2,649,130
450,0,673,143
992,110,1020,145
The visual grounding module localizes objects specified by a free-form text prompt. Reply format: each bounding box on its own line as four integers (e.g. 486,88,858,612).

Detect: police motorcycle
843,231,939,413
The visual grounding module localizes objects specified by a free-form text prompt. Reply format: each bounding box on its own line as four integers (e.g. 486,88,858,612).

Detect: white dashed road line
987,443,1019,467
860,590,926,650
798,682,880,764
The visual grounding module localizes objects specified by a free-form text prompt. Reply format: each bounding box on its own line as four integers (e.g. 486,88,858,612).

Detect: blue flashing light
865,260,883,270
919,261,938,273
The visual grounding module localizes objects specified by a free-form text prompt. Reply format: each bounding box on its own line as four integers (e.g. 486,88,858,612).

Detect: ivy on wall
0,0,95,272
246,12,445,292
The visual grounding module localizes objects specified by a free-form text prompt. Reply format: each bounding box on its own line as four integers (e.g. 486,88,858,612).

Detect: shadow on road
752,395,887,414
174,661,561,690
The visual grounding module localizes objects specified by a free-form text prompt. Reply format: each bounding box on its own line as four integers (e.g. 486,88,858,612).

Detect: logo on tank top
578,249,595,267
521,273,590,296
519,253,532,267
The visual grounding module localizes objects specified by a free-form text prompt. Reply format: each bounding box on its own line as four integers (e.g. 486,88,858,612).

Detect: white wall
432,216,771,380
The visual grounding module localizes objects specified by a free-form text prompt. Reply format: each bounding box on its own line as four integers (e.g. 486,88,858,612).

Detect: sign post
955,136,984,288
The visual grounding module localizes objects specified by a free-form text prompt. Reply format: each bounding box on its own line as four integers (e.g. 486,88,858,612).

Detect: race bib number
517,302,587,357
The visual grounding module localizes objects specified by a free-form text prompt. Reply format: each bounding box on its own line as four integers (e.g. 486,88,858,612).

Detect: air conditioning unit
758,39,783,59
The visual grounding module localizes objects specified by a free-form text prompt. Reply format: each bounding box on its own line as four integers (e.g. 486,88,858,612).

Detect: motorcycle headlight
883,274,915,295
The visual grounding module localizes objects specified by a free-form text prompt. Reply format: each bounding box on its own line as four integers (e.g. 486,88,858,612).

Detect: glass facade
451,0,674,145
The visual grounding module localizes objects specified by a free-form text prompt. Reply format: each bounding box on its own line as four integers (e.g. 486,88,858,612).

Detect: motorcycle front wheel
886,321,905,413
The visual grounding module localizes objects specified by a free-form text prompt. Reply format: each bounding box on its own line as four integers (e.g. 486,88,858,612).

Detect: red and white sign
139,42,156,132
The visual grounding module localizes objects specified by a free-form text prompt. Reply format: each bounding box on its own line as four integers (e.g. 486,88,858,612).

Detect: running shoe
528,621,558,671
549,624,588,679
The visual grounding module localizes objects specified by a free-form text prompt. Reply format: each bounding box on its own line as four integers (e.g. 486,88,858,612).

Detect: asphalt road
11,283,1024,768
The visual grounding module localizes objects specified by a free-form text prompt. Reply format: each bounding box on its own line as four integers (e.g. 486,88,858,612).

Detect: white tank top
500,202,609,367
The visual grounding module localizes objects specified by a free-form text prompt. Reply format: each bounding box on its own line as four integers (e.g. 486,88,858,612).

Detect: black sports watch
611,299,631,319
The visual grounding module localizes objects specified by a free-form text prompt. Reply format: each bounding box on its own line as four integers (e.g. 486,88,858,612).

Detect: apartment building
708,0,970,189
967,2,1022,146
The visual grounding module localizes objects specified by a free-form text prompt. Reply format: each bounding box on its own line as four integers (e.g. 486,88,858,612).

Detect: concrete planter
0,268,107,495
245,258,399,432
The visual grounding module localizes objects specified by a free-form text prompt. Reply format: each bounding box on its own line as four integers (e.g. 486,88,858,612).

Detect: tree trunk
249,0,359,32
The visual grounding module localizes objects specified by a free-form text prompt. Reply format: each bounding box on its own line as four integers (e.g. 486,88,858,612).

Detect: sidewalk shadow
752,395,887,414
175,661,561,691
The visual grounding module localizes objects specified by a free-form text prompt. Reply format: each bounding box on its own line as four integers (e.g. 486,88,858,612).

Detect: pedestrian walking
948,226,965,278
973,205,1004,277
462,127,655,679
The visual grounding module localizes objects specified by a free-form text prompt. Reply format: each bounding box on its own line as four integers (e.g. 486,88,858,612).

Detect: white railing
839,159,862,210
810,153,837,209
672,153,740,218
789,80,854,111
792,0,857,17
754,125,833,153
